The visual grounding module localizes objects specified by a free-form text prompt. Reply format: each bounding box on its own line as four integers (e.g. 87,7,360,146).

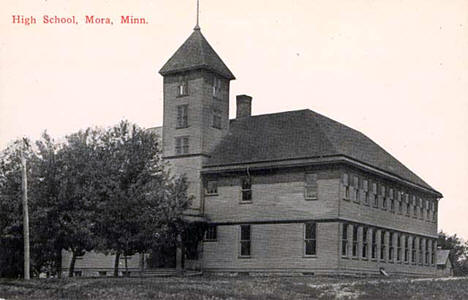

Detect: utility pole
21,139,30,280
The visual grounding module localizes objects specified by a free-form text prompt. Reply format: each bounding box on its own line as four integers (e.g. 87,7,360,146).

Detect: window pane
305,240,316,256
241,241,251,256
305,223,316,239
241,225,250,240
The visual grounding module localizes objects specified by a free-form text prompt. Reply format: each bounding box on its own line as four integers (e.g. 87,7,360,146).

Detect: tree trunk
124,254,128,277
114,252,120,277
68,252,77,278
57,250,62,278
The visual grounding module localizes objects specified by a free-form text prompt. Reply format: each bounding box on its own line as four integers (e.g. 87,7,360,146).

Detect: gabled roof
205,109,440,193
159,29,235,80
437,250,451,265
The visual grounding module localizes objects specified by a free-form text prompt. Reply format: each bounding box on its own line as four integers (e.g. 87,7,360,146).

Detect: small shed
436,249,454,276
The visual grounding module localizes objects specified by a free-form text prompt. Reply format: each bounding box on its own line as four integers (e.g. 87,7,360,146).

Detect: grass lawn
0,275,467,299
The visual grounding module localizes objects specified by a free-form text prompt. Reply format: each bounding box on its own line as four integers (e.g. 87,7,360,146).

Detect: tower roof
159,29,235,80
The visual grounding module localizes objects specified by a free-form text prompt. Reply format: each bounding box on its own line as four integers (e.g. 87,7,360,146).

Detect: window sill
176,94,189,98
203,240,217,243
341,256,349,259
238,256,251,259
239,200,253,205
303,255,317,258
205,193,218,197
305,197,318,201
176,126,190,129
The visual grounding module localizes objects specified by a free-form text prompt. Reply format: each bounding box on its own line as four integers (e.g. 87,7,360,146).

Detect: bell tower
159,26,235,211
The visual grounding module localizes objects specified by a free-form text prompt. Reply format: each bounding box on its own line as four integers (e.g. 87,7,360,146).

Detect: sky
1,0,467,240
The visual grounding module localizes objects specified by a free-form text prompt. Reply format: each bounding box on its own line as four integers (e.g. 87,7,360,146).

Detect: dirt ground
1,275,467,299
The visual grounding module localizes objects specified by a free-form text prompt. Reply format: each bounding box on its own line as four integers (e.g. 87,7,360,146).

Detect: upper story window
389,188,395,212
241,177,252,202
352,176,360,203
363,180,369,205
205,180,218,195
342,173,350,200
177,75,188,96
381,185,387,209
212,77,222,97
372,182,378,208
419,198,424,219
304,173,318,200
205,225,217,241
397,191,403,214
412,196,418,217
175,136,189,155
304,222,317,256
176,105,188,128
239,225,251,257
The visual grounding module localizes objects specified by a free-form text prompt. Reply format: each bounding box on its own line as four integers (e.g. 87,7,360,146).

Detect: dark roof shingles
159,30,235,80
206,109,436,191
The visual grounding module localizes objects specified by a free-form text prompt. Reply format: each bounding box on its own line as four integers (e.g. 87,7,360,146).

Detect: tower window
304,223,317,256
239,225,251,257
175,136,189,155
212,108,222,129
212,77,222,97
304,173,318,200
176,105,188,128
177,75,188,96
205,225,217,241
241,177,252,202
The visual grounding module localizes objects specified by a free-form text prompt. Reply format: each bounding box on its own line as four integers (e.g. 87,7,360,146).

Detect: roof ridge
229,109,311,121
197,30,207,66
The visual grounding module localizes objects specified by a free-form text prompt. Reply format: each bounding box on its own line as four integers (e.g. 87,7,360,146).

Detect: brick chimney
236,95,252,119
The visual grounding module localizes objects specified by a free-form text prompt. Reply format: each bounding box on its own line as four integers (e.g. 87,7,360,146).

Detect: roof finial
194,0,200,30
